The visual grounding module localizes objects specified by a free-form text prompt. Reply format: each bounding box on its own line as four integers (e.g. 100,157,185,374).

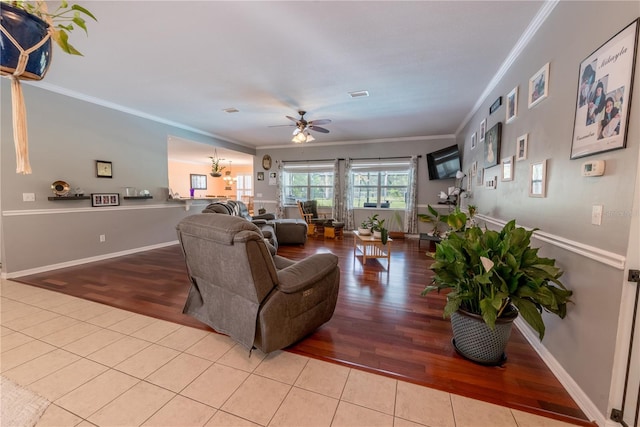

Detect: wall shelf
123,196,153,200
48,196,90,201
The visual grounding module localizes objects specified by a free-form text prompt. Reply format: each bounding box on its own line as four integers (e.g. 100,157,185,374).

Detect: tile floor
0,279,580,427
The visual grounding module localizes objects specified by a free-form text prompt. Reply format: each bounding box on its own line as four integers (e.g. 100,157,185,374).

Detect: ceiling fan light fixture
292,132,307,144
305,131,315,142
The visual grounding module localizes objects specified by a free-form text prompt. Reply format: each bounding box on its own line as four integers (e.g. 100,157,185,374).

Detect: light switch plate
592,205,603,226
22,193,35,202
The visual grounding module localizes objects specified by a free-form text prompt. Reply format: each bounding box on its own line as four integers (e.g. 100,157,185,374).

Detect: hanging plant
1,0,97,174
209,151,225,177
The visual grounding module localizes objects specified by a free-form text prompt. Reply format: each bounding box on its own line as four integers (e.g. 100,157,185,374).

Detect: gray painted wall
1,1,639,419
457,2,639,416
0,82,252,273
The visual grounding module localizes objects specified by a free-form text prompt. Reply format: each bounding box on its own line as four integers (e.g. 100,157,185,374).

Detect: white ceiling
36,1,547,165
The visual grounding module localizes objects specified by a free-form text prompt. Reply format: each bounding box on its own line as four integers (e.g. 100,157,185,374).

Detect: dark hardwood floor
13,235,593,426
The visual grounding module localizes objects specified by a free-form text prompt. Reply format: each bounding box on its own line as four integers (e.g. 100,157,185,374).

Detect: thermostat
582,160,605,177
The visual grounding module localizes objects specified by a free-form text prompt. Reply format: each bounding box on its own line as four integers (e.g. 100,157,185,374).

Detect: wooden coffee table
353,231,392,269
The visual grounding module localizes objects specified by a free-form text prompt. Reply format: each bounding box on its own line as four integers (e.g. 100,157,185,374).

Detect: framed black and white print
484,122,502,167
501,156,514,181
570,19,638,159
471,132,477,150
91,193,120,207
479,119,487,143
506,86,518,123
96,160,112,178
516,134,528,161
528,63,549,108
529,160,547,198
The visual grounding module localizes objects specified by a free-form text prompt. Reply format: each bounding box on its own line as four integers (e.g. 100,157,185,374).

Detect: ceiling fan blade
309,125,330,133
268,124,296,128
309,119,331,126
286,115,299,123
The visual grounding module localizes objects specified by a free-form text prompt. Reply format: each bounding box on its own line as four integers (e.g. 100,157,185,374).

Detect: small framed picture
467,168,473,191
257,171,264,181
476,167,484,186
528,62,550,108
529,160,547,198
91,193,120,207
484,122,502,167
479,119,487,143
516,134,528,161
506,86,518,123
471,132,477,150
471,160,478,177
485,176,497,190
501,156,514,181
96,160,112,178
190,174,207,190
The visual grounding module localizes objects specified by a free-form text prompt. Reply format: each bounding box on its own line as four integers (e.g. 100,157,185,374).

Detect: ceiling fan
274,111,332,143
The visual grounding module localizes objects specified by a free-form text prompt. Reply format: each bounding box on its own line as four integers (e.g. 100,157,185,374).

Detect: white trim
514,318,605,426
1,241,179,279
2,204,182,217
475,214,626,270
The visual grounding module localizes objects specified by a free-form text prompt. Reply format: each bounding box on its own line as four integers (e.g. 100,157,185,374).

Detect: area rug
1,376,50,427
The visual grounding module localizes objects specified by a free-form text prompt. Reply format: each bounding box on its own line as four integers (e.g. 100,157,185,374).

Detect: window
351,160,410,208
282,163,334,207
190,174,207,190
236,174,252,199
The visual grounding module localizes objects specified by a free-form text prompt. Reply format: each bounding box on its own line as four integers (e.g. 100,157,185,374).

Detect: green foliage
360,214,378,230
422,213,572,340
209,156,225,173
4,1,97,55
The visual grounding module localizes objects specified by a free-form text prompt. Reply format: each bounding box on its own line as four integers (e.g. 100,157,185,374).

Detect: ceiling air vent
222,108,240,113
348,90,369,98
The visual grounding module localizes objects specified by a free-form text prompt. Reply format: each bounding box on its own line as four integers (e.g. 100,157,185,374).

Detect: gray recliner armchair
176,213,340,353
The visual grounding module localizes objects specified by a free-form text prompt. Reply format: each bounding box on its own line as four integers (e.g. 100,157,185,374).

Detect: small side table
418,233,441,251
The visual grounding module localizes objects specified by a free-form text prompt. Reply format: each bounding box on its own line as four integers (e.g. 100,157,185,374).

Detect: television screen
426,144,461,180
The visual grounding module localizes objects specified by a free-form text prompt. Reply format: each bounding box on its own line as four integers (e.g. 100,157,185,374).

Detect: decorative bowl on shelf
357,228,371,235
51,180,70,197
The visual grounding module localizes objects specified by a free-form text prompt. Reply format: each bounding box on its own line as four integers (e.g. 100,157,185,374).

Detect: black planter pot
1,3,52,80
450,306,518,366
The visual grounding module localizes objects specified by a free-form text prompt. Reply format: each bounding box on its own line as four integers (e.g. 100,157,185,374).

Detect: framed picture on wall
471,132,477,150
91,193,120,207
529,160,547,198
501,156,514,181
257,171,264,181
570,19,639,159
479,119,487,143
528,62,550,108
506,86,518,123
516,134,528,161
190,174,207,190
484,122,502,167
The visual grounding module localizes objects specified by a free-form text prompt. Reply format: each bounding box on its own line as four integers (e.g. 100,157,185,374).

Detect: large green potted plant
423,210,572,365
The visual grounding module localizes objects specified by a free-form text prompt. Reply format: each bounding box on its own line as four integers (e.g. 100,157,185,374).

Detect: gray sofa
176,214,340,353
202,200,307,247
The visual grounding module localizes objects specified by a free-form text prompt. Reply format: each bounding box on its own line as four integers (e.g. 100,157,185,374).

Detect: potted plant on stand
371,217,388,244
1,0,97,174
423,211,573,365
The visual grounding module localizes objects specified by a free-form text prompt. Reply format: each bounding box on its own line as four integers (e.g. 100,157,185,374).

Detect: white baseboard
2,240,179,279
514,318,606,426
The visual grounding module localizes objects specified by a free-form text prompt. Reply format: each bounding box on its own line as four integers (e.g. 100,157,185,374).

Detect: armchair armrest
277,253,338,293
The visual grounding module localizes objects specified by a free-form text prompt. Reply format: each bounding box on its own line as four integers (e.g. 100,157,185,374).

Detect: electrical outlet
591,205,603,226
99,234,106,243
22,193,35,202
629,269,640,283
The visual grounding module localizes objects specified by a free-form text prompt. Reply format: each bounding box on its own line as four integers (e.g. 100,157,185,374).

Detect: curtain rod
281,155,421,163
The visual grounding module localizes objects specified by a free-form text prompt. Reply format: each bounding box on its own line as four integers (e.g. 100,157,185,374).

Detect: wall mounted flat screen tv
426,144,461,180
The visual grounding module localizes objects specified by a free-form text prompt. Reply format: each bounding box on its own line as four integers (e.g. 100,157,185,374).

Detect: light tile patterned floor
0,279,580,427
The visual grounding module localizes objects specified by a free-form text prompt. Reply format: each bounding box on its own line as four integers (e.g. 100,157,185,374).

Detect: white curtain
343,158,355,230
405,155,419,233
332,159,341,221
275,161,284,219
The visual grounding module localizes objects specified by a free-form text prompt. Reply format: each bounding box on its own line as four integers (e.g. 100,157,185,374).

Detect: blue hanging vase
1,3,52,80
